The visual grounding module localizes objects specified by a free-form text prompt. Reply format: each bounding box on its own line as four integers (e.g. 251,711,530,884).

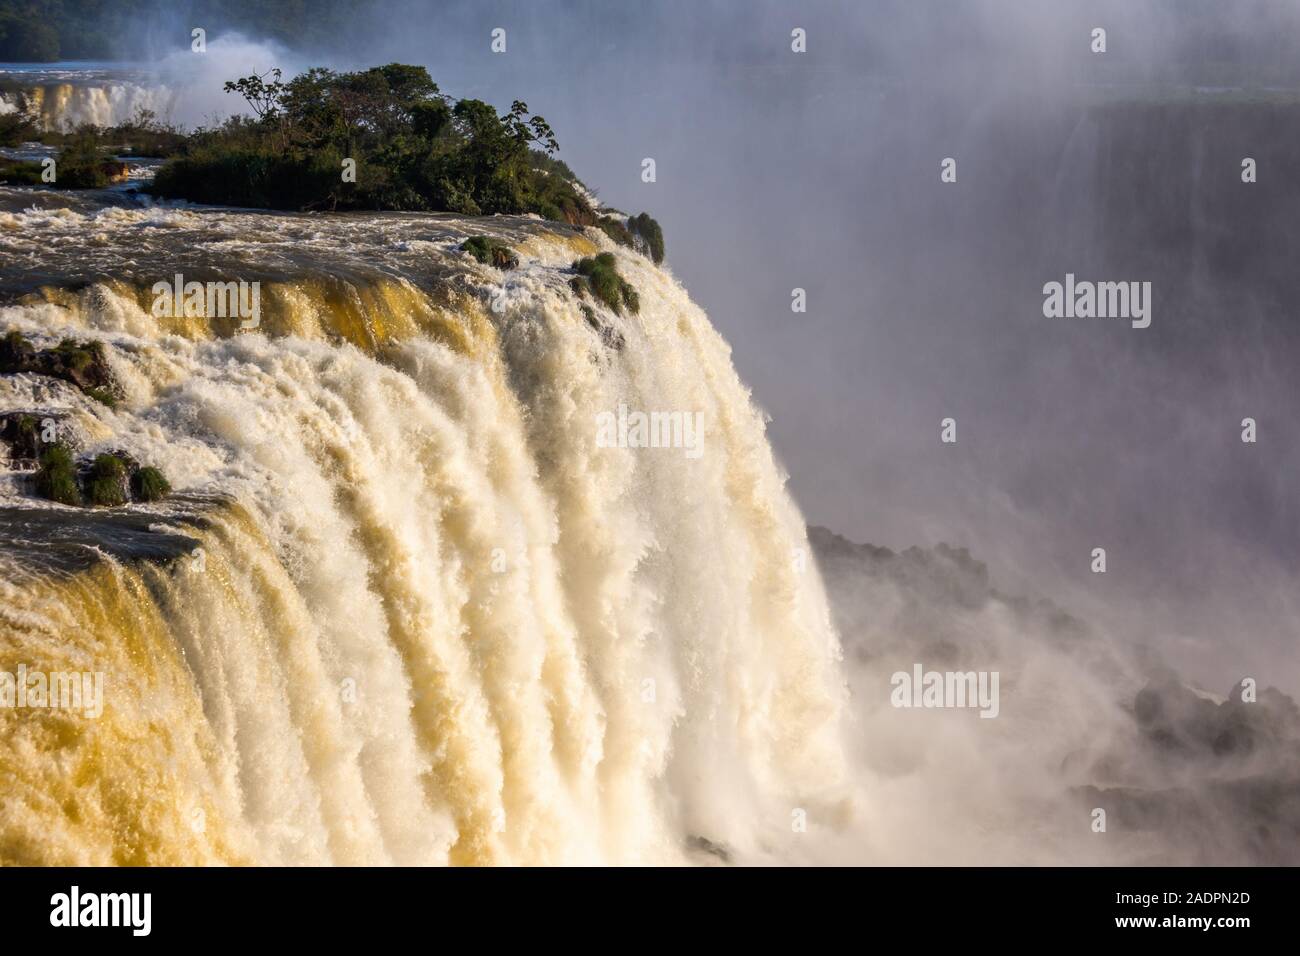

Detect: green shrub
628,212,665,264
86,454,128,507
596,217,634,249
33,444,80,506
131,466,171,502
1,333,113,394
52,137,113,188
461,236,519,270
0,159,44,185
572,253,639,315
593,213,665,265
0,107,39,148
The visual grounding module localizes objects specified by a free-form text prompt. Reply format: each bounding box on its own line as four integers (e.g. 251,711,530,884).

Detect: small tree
224,69,289,148
502,101,558,155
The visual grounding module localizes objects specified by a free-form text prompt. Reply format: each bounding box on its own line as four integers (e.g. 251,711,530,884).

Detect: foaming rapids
0,207,851,864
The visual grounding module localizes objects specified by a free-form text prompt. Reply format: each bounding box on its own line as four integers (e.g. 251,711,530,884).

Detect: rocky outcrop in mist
810,525,1300,864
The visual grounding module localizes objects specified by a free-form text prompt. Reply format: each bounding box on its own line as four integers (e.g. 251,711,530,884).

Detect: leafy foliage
86,453,128,507
51,134,115,188
0,109,39,147
152,63,599,223
0,158,43,185
27,108,189,158
570,253,639,316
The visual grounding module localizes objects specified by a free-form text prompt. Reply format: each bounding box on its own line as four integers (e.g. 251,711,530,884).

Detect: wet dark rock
0,330,115,393
809,525,994,613
0,411,45,465
461,236,519,270
581,304,625,351
685,835,732,863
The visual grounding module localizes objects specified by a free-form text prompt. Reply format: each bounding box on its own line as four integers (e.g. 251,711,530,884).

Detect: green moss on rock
34,444,81,506
1,331,115,394
592,212,665,265
131,466,172,502
86,453,129,507
596,217,635,249
462,236,520,270
572,253,639,316
628,212,665,265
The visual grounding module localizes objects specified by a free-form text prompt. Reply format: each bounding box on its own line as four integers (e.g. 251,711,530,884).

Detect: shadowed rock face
0,411,44,466
1133,676,1300,763
809,523,1300,864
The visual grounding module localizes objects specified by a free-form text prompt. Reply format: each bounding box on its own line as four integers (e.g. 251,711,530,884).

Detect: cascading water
0,198,852,865
0,70,176,130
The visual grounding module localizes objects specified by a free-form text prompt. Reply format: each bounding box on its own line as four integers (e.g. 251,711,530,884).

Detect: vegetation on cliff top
2,58,669,262
150,64,597,223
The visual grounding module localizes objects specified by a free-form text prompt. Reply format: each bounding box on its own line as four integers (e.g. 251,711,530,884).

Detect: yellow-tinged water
0,218,852,865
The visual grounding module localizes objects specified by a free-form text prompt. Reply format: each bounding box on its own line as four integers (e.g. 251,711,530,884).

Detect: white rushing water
0,204,852,865
0,79,177,130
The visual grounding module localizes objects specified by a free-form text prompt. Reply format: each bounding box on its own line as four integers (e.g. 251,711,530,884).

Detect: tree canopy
152,63,594,221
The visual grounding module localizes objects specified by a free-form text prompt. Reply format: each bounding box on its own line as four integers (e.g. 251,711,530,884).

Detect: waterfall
0,82,177,131
0,207,851,864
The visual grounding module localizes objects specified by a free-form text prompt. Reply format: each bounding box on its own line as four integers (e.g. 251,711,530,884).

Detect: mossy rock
131,466,171,502
0,331,115,393
84,387,118,408
0,412,43,461
34,444,81,506
32,445,170,508
620,284,640,314
593,212,665,265
0,330,35,366
571,253,639,316
596,217,635,249
461,236,519,270
86,453,129,507
580,304,626,352
628,212,665,265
